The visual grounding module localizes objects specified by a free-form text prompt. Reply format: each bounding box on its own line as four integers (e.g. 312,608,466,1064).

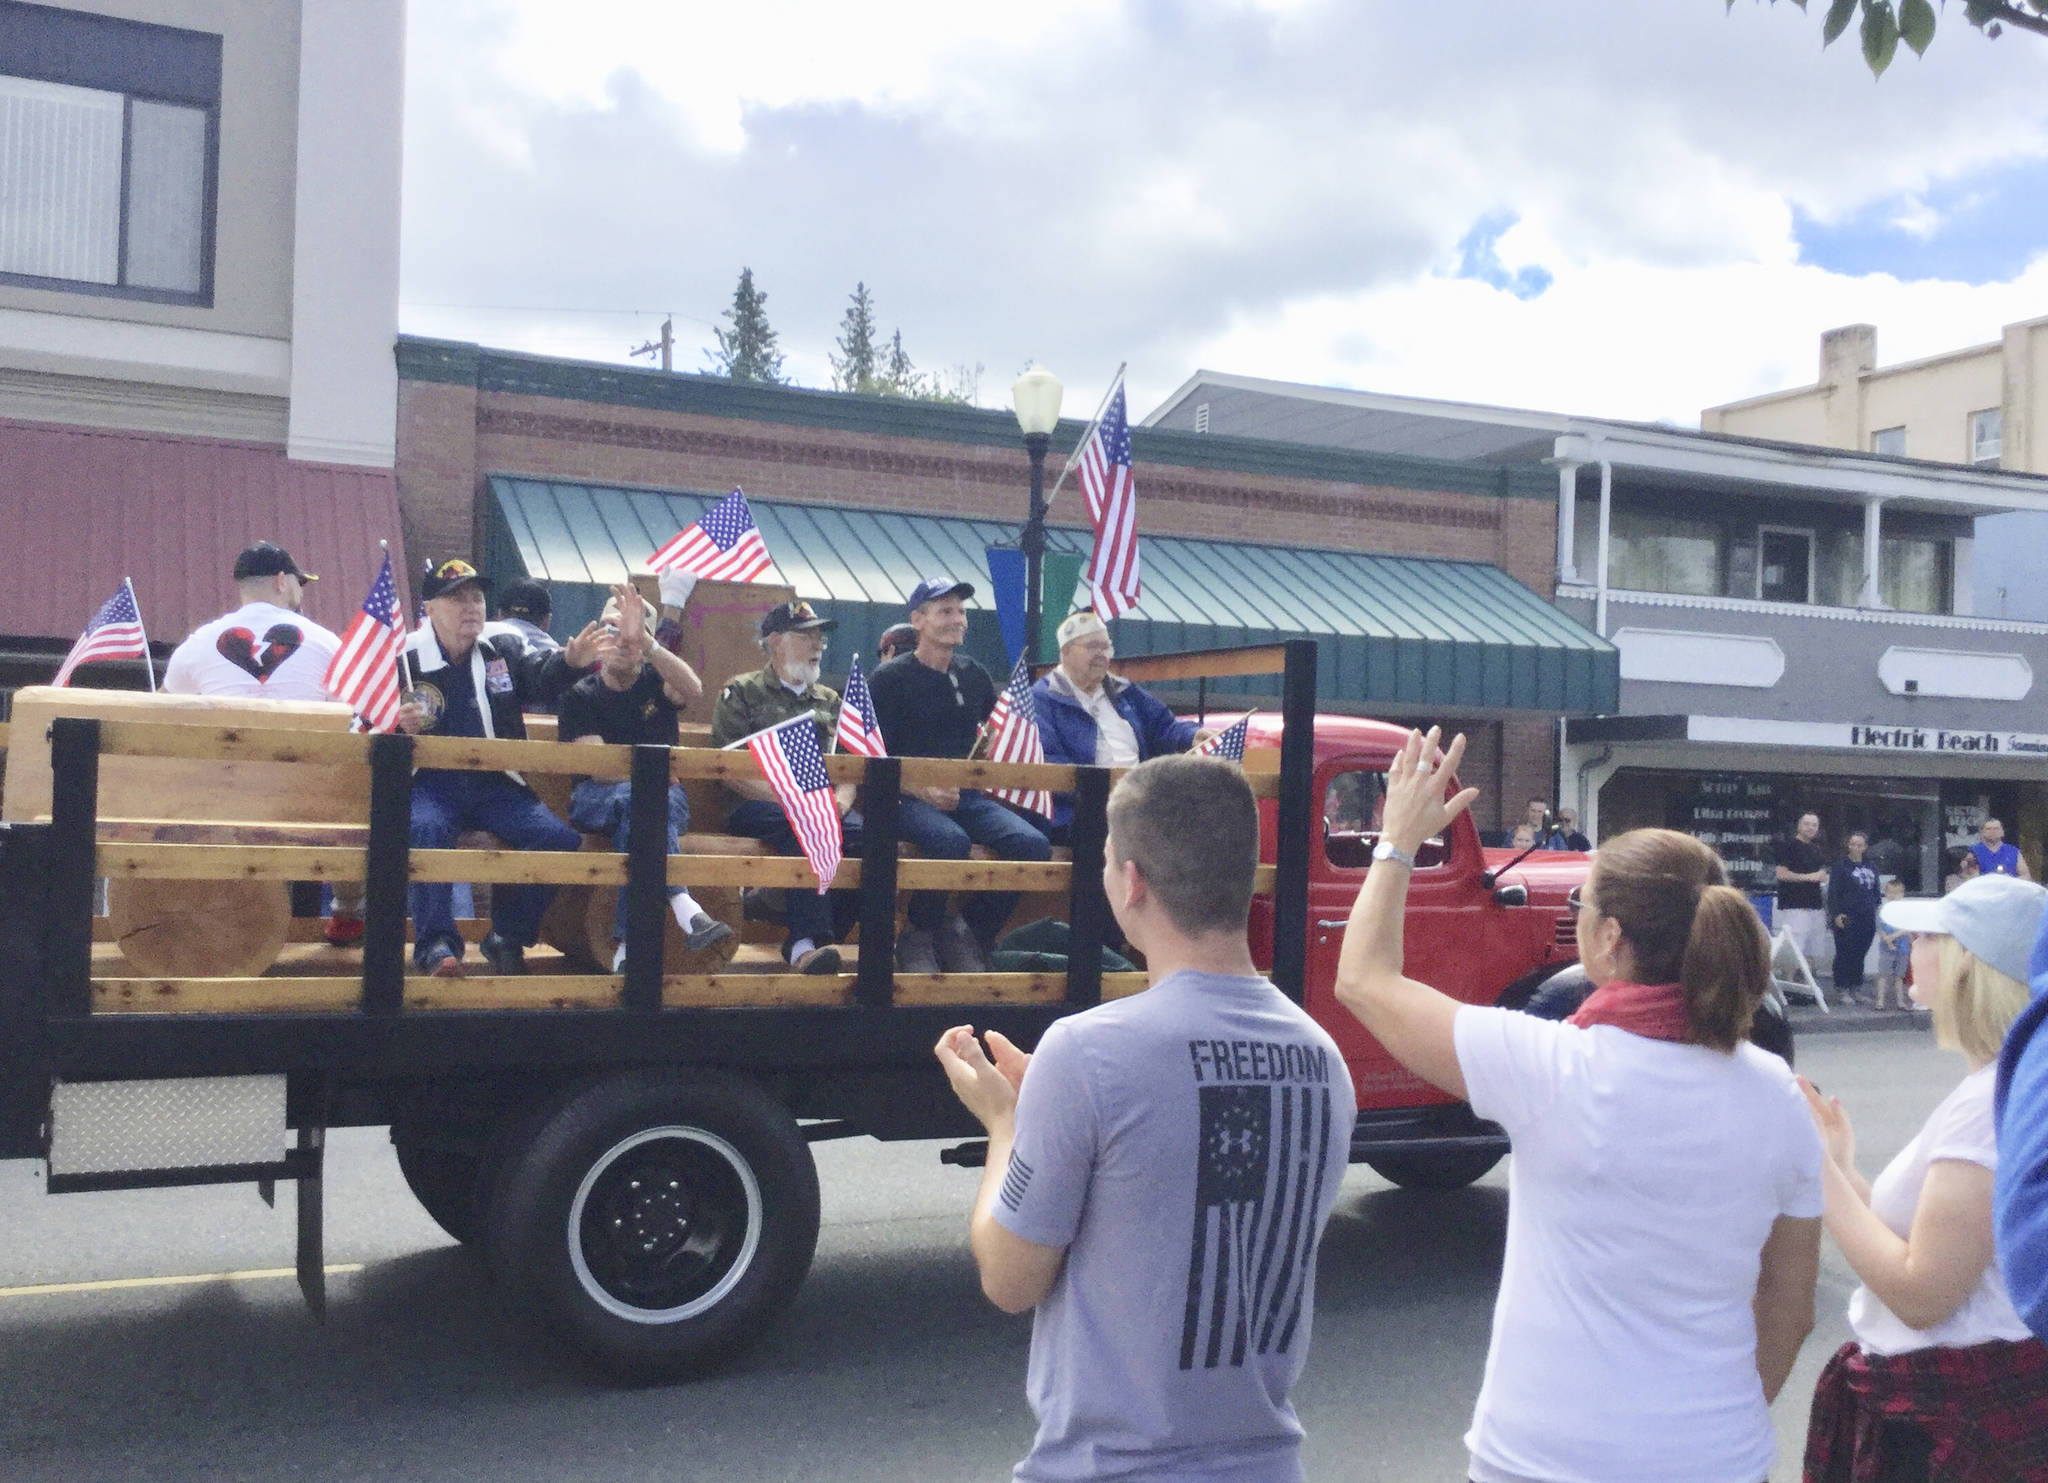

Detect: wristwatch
1371,840,1417,869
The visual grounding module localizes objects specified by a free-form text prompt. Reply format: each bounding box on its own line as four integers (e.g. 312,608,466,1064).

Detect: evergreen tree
880,329,921,397
706,267,786,384
830,283,883,394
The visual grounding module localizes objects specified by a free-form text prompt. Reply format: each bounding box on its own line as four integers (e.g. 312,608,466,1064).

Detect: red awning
0,421,410,644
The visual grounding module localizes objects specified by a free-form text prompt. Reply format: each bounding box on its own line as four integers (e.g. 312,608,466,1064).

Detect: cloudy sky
397,1,2048,427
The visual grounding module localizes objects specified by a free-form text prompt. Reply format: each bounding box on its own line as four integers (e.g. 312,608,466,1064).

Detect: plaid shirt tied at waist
1803,1337,2048,1482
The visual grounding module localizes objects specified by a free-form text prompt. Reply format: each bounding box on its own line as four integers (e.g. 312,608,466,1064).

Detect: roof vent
1194,402,1210,434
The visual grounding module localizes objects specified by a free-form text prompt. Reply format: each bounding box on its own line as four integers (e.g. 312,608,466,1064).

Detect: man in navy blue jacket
1032,611,1211,838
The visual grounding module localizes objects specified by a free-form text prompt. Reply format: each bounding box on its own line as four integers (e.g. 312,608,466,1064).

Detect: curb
1787,1007,1932,1037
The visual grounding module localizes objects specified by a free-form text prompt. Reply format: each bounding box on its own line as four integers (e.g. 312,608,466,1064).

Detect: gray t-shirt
994,971,1357,1483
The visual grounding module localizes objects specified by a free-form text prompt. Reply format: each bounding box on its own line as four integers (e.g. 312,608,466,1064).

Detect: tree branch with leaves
1740,0,2046,75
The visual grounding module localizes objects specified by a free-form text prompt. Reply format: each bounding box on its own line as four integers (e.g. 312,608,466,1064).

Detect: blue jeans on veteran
568,778,691,945
724,798,864,949
895,789,1053,945
409,770,580,968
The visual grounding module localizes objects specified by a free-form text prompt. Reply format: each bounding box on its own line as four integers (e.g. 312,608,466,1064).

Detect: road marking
0,1264,363,1299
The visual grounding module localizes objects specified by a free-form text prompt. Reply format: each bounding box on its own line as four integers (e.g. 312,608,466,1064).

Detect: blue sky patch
1453,211,1553,300
1795,154,2048,285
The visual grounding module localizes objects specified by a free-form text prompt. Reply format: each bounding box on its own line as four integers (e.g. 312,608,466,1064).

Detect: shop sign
1685,775,1777,893
1688,716,2048,758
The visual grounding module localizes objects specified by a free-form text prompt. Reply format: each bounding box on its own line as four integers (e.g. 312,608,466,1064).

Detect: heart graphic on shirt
216,623,303,682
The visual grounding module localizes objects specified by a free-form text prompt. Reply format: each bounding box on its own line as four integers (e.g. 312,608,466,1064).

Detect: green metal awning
483,476,1617,714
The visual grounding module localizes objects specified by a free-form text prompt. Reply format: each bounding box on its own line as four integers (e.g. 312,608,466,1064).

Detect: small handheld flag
1196,716,1250,763
983,654,1052,820
743,714,843,893
648,488,773,583
53,580,150,688
1077,376,1140,619
326,552,406,732
833,652,886,758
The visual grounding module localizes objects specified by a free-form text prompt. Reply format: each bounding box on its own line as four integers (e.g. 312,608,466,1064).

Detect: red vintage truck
0,640,1599,1379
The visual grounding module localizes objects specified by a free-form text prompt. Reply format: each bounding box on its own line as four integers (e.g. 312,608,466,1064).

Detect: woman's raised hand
1380,727,1480,856
1798,1075,1856,1171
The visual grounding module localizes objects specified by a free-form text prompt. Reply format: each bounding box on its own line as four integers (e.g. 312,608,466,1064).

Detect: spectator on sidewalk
1802,874,2048,1482
1337,730,1822,1483
934,755,1353,1482
1775,812,1831,978
1828,832,1881,1004
1556,807,1592,853
1873,878,1912,1010
1974,817,2033,881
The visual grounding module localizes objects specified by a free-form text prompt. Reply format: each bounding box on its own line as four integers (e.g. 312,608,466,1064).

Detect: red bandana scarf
1567,979,1692,1043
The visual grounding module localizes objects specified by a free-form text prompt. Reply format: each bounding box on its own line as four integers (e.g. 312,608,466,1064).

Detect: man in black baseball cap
710,598,860,974
868,573,1052,974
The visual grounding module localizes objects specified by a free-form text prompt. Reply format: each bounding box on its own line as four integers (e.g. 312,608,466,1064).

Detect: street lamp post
1011,365,1064,666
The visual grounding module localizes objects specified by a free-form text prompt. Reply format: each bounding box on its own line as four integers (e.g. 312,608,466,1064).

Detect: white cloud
398,0,2048,425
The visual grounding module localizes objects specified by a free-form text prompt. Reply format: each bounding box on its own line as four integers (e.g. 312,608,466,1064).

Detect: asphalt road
0,1026,1960,1482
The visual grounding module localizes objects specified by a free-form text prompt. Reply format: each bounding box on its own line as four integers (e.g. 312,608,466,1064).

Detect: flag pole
1044,362,1126,511
391,541,421,692
126,577,156,692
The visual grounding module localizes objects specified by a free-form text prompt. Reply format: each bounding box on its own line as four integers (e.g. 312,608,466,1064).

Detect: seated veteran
1031,610,1207,837
398,558,611,978
709,599,861,975
558,583,736,971
868,576,1052,976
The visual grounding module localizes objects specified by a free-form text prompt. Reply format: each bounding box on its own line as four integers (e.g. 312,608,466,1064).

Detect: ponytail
1589,829,1771,1052
1679,884,1770,1051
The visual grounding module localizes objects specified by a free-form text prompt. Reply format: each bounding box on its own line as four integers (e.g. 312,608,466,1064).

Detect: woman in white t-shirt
1799,873,2048,1483
1335,728,1825,1483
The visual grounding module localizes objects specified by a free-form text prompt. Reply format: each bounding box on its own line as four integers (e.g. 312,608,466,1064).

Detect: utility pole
630,316,674,372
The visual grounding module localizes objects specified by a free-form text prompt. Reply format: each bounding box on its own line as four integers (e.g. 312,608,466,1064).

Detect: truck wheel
393,1136,484,1245
1364,1149,1503,1189
487,1069,820,1381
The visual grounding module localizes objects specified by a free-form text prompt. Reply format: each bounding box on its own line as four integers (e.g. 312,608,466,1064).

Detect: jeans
409,770,580,967
569,778,690,944
724,798,863,949
896,790,1053,945
1833,911,1877,991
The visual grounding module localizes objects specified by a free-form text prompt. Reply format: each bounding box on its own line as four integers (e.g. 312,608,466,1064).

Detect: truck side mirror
1492,882,1529,907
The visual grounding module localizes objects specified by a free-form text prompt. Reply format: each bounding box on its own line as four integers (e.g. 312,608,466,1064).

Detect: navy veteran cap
759,599,836,637
907,576,974,612
421,558,491,600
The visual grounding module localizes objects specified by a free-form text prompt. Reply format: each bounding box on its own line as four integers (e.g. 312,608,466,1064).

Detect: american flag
324,552,405,732
833,652,886,758
744,714,843,893
648,488,773,583
983,654,1052,820
1196,717,1250,763
1078,377,1140,619
53,580,150,687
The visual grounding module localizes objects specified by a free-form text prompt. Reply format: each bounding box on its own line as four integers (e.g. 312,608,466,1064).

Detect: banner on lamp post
985,547,1091,666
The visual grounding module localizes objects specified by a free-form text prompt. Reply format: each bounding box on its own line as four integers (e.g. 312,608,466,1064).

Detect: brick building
393,337,1615,836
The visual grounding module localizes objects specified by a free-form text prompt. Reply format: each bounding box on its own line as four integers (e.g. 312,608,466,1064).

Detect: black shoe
479,931,526,976
896,928,941,975
791,944,842,975
685,913,736,953
937,917,992,974
741,887,786,925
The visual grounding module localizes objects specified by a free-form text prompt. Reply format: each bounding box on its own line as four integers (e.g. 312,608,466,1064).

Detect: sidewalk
1786,997,1931,1037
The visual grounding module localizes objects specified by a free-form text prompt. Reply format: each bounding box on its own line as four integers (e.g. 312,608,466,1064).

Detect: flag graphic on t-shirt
1180,1081,1334,1371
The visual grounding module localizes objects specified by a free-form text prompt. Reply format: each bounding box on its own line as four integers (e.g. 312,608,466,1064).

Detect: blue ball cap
907,576,974,612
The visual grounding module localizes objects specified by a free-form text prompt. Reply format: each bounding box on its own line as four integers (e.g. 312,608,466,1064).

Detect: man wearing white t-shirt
163,542,341,703
163,542,358,942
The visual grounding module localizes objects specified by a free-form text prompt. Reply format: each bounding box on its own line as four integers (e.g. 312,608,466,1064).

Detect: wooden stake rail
94,841,1279,895
84,720,1282,799
89,971,1154,1014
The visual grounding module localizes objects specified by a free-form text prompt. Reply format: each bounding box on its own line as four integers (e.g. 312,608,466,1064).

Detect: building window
1882,535,1952,614
0,4,220,305
1971,409,2003,467
1871,426,1907,457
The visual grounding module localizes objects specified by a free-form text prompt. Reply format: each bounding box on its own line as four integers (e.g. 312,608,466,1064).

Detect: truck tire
1363,1148,1504,1189
393,1136,484,1246
486,1068,820,1381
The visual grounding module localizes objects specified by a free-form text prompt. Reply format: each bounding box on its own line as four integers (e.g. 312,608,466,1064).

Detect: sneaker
896,927,941,975
791,944,842,976
478,931,526,976
422,944,464,980
937,917,992,974
323,912,365,947
685,913,736,953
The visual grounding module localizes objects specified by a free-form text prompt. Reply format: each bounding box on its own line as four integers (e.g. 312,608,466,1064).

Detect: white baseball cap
1880,874,2048,986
